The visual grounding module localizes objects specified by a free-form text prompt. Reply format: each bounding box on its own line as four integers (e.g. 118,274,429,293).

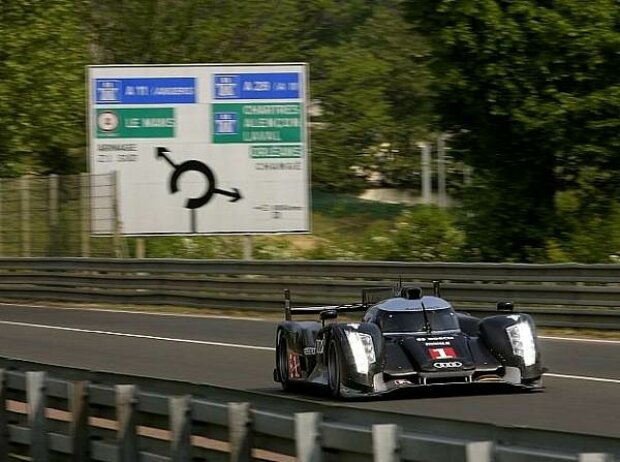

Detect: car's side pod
479,313,544,383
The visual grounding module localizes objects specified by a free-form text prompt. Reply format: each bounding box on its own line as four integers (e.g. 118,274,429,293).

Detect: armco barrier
1,258,620,329
0,356,617,461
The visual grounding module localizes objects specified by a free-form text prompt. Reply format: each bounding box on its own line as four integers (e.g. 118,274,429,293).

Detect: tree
311,0,434,191
408,0,620,261
0,0,90,175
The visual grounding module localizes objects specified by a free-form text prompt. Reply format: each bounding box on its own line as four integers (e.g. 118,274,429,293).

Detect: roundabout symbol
156,147,242,210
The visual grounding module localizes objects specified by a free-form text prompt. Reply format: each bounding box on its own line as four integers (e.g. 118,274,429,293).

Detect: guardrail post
373,424,400,462
228,402,252,462
295,412,322,462
70,381,90,461
116,385,138,462
27,371,48,462
0,369,7,460
170,395,192,462
465,441,493,462
579,454,614,462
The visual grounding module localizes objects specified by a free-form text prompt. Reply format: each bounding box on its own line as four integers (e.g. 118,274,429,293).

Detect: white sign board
88,64,310,235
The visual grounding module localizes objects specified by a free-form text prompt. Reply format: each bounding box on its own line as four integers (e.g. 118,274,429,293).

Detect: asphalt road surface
0,302,618,438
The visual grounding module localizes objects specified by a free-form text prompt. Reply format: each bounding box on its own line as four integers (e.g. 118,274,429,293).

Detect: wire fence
0,173,121,257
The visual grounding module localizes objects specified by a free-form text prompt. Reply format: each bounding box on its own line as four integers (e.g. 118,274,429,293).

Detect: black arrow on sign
157,147,177,169
214,187,242,202
156,146,243,209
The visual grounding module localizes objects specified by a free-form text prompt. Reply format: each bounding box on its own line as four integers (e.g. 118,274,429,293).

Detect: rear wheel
276,330,293,391
327,339,342,398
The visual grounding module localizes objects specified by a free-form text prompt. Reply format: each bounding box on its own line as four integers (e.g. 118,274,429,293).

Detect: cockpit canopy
363,295,459,334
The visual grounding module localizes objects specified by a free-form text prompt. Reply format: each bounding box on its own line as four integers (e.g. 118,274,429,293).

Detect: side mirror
320,309,338,324
496,301,514,312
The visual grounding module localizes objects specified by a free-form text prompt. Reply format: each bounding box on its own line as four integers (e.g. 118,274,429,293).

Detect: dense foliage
409,0,620,261
2,0,620,262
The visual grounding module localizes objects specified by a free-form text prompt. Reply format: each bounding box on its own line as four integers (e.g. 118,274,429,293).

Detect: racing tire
327,339,343,398
276,330,293,391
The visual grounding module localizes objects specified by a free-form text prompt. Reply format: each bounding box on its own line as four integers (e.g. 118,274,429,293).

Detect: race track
0,303,618,437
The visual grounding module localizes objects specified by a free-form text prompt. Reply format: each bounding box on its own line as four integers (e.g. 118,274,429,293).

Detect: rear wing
283,289,368,321
282,281,443,320
283,287,399,321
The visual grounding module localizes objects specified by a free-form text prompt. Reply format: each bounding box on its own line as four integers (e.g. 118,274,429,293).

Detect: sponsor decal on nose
428,346,457,360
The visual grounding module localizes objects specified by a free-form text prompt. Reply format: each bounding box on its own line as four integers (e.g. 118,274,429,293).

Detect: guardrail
1,258,620,329
0,357,617,462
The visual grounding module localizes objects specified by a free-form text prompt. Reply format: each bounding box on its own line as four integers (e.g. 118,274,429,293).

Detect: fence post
21,175,31,257
80,173,91,257
135,238,145,258
48,174,59,256
243,235,253,260
295,412,322,462
70,381,90,461
0,369,7,460
373,424,400,462
228,402,252,462
170,395,192,462
27,371,48,462
465,441,493,462
116,385,138,462
111,170,122,258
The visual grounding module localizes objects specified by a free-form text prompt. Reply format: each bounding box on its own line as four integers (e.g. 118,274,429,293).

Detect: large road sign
88,64,309,235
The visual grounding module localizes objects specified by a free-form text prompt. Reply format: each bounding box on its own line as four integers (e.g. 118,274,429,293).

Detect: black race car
274,282,544,398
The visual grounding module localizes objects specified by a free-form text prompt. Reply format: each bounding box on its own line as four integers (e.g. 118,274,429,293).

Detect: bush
359,206,464,261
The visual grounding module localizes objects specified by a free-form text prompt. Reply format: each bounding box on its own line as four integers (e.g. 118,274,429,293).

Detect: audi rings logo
433,361,463,369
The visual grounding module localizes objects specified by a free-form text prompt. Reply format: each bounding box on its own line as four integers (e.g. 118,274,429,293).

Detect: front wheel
327,339,343,398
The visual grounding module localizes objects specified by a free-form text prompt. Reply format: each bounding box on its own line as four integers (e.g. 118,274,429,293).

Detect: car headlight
506,321,536,367
346,331,376,374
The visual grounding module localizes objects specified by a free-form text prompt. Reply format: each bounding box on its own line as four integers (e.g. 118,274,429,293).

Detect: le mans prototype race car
274,282,544,398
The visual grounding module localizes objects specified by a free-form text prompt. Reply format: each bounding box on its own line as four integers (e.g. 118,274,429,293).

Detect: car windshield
377,308,459,333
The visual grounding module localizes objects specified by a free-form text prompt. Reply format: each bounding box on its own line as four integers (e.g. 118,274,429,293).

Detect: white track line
546,373,620,384
0,320,275,351
539,335,620,345
0,302,268,322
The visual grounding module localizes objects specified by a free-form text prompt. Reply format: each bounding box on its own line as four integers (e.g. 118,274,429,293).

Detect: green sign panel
250,145,302,159
96,108,175,138
212,103,302,144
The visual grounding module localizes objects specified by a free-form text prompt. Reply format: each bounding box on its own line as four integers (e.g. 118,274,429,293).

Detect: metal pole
135,238,145,258
111,171,122,258
21,176,31,257
419,142,432,205
243,235,253,260
437,134,447,208
464,165,473,186
49,174,58,257
80,173,91,257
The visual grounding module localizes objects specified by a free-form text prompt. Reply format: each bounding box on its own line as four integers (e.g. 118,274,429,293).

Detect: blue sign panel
95,78,196,104
214,73,300,100
214,112,238,135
